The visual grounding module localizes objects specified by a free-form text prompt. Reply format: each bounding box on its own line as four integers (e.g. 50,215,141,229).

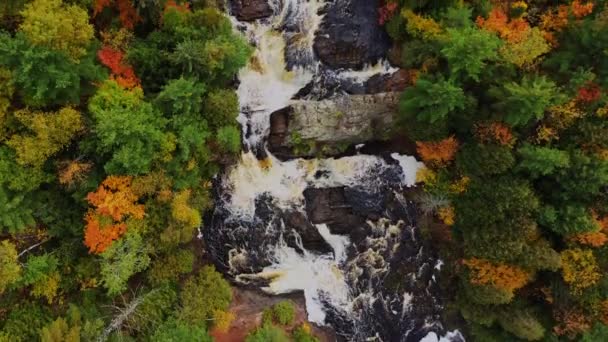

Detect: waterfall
207,1,465,340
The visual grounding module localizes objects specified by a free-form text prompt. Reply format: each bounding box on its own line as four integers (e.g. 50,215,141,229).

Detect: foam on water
246,224,352,324
421,331,466,342
224,152,423,219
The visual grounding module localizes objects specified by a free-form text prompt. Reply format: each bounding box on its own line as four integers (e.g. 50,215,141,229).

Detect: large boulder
268,92,400,158
313,0,391,69
231,0,273,22
365,69,412,93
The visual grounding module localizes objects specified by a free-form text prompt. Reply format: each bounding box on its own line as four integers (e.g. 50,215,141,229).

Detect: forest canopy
0,0,250,340
381,0,608,339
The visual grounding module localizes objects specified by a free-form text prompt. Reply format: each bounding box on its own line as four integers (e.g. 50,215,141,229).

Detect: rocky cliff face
268,92,400,158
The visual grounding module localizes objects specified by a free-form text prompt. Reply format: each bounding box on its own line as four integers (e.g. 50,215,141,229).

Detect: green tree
19,0,94,61
216,125,241,154
543,205,598,236
490,76,563,127
0,32,103,107
245,324,290,342
155,77,206,117
128,7,250,91
456,143,515,177
0,187,35,233
441,26,501,81
293,324,320,342
204,88,239,130
455,177,541,263
269,300,296,325
126,286,178,335
179,265,232,325
553,151,608,203
581,324,608,342
544,16,608,85
87,80,172,175
100,231,151,296
400,76,468,125
440,5,473,29
148,249,194,286
0,67,13,139
462,281,515,305
20,254,58,286
496,307,545,341
150,318,212,342
517,144,570,178
2,303,52,341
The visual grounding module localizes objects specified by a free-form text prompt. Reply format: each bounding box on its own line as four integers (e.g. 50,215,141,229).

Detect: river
205,1,465,341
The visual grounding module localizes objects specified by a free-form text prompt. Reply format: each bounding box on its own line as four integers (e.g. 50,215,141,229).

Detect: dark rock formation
303,187,364,235
313,0,391,69
365,69,412,93
231,0,273,22
283,210,333,254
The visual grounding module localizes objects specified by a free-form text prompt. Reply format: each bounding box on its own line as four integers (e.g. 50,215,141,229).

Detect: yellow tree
463,258,531,293
402,9,445,41
561,248,601,294
7,107,83,167
0,240,21,294
19,0,94,61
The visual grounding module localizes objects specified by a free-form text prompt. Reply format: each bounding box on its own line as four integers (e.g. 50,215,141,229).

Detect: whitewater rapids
206,0,465,340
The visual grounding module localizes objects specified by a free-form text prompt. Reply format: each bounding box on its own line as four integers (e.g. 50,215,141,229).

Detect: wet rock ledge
268,92,400,159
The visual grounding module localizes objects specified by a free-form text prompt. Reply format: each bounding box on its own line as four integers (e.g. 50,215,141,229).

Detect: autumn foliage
561,248,601,294
94,0,141,29
553,308,591,338
164,0,190,15
58,160,93,186
463,258,531,292
571,0,594,18
98,46,140,88
577,82,602,103
476,9,530,43
475,122,515,147
84,176,144,254
437,206,455,226
569,231,608,247
416,136,459,167
378,1,398,25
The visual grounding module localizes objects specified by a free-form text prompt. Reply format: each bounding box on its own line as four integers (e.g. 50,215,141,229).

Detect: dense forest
383,0,608,340
1,0,608,341
0,0,318,340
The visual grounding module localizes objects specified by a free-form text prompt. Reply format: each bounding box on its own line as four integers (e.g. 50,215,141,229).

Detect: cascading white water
218,0,464,340
233,0,323,148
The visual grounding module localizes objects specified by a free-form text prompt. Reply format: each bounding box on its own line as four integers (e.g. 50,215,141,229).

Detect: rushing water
206,1,465,340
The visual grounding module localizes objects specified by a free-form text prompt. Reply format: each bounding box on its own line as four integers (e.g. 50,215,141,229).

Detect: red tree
378,1,398,25
98,46,140,88
577,82,602,103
